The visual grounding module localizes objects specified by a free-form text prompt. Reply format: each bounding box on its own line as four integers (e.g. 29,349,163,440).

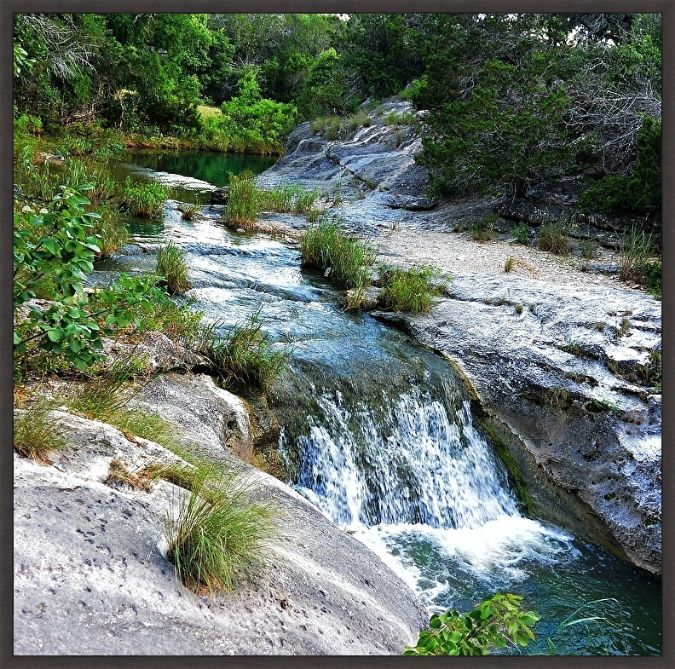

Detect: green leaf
46,328,63,342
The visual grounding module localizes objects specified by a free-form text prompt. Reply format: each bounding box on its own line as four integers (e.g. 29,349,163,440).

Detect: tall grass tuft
300,219,375,290
165,466,275,593
14,402,67,463
538,221,570,255
224,171,261,228
156,241,191,295
619,227,656,284
378,264,445,313
199,312,289,389
471,213,498,241
119,178,168,218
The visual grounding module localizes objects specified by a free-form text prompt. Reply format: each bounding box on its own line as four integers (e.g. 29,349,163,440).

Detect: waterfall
284,384,577,605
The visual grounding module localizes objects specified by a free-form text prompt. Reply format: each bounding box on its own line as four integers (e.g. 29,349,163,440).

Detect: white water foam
288,387,577,605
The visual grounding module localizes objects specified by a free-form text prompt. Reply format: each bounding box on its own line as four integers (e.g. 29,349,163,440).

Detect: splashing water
286,386,577,608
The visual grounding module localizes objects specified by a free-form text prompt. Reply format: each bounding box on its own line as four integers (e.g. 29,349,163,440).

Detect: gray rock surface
14,386,427,655
374,274,661,573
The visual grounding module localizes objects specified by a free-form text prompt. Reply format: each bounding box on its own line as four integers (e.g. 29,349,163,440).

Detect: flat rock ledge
374,273,661,574
14,375,427,655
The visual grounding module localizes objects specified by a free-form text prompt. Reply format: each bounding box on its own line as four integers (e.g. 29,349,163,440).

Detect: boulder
14,394,427,655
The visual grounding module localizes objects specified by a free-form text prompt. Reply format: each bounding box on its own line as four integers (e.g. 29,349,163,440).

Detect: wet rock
209,187,229,204
14,399,426,655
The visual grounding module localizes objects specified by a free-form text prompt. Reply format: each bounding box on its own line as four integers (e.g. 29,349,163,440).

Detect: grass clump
618,227,661,297
310,115,343,140
471,213,498,241
378,265,445,313
300,219,375,290
224,171,261,227
156,241,191,295
513,222,529,244
14,402,67,463
119,178,168,218
538,221,570,255
199,312,289,389
504,256,516,272
346,110,373,130
382,111,416,126
259,184,319,214
105,458,153,492
580,238,599,259
165,466,274,593
179,202,201,220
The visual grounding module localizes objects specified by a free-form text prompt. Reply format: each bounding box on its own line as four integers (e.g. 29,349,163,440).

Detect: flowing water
101,151,661,656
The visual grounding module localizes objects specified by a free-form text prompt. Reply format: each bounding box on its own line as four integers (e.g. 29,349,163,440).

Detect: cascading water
283,381,577,609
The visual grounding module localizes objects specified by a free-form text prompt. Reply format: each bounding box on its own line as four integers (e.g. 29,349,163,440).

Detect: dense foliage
14,12,661,213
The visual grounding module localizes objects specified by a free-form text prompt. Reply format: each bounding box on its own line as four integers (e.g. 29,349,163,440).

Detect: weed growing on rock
165,467,274,593
619,226,661,297
538,221,570,255
378,264,445,313
179,203,201,220
471,213,498,241
580,238,599,260
513,222,529,244
199,312,289,389
105,458,152,492
224,171,261,227
119,178,167,218
13,402,66,463
300,219,375,290
156,241,191,295
504,257,516,272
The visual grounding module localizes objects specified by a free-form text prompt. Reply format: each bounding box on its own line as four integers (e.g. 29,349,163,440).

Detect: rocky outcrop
14,374,427,655
374,275,661,573
259,101,662,574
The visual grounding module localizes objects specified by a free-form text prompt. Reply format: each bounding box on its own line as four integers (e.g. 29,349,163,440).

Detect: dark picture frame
1,1,672,666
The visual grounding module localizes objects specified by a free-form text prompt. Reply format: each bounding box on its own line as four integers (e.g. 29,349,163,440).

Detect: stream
101,150,661,655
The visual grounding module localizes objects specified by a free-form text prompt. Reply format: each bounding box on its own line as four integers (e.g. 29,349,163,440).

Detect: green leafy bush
156,241,191,295
579,117,661,215
513,222,529,244
404,593,539,656
300,219,376,290
378,265,444,313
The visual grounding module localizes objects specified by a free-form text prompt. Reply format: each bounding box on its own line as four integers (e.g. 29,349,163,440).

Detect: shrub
165,467,274,593
378,265,444,313
404,593,539,656
119,178,167,218
513,222,529,244
156,241,191,295
199,312,289,389
13,402,66,463
471,213,498,241
300,219,376,290
504,257,516,272
224,172,261,227
538,221,570,255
